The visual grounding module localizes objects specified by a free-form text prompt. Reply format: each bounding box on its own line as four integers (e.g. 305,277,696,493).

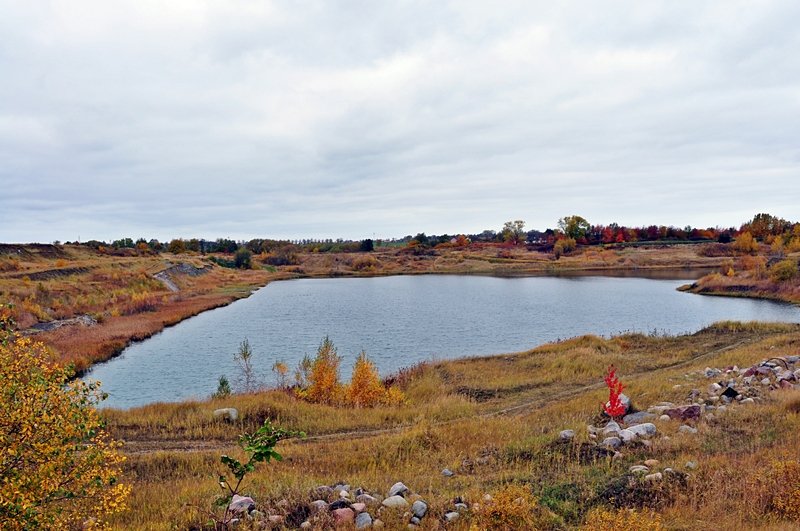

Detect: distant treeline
62,212,799,256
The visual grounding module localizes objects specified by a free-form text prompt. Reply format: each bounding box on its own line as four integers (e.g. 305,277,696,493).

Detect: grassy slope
107,322,800,529
0,245,281,373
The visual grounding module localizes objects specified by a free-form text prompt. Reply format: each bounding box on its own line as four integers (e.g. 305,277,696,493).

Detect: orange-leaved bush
346,351,385,407
0,310,129,529
345,351,406,407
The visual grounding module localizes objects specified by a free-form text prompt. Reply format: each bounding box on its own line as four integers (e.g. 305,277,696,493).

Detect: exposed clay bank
87,274,800,408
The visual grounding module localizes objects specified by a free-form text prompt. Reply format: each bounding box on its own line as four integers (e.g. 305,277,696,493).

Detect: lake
86,274,800,409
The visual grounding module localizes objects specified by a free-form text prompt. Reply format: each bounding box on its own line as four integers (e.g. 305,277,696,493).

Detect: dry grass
99,322,800,530
0,245,280,372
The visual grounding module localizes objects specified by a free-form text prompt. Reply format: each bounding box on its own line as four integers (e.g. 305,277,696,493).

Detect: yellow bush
306,337,342,405
582,508,663,530
732,231,759,253
471,484,556,530
346,351,385,407
0,329,129,529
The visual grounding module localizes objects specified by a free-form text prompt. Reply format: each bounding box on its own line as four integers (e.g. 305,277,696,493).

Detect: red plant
603,365,626,419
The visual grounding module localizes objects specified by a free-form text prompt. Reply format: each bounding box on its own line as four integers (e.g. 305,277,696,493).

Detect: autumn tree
558,215,591,240
0,312,129,529
305,337,342,404
501,220,526,245
732,231,759,254
346,351,385,407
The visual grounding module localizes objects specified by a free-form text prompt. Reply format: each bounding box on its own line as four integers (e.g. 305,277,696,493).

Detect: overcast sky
1,1,799,243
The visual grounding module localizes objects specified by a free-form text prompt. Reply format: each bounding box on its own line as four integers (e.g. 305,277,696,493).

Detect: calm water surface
86,275,800,408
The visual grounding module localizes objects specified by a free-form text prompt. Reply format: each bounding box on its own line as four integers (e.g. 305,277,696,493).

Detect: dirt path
121,337,755,456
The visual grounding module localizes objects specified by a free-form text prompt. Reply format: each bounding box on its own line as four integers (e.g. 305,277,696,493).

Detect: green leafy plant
214,420,304,527
212,375,232,399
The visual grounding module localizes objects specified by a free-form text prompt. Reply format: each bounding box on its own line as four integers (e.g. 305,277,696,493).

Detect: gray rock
444,511,460,522
659,414,671,421
602,421,621,435
310,500,328,512
788,355,799,364
623,411,656,425
355,512,373,529
708,382,722,394
618,429,637,443
441,468,455,477
629,465,649,474
601,436,622,449
741,397,755,404
559,429,575,441
678,425,698,434
644,472,663,481
705,367,721,378
357,494,379,505
213,407,239,422
761,378,772,385
382,495,409,508
388,482,409,498
410,516,421,525
411,500,428,519
314,485,334,497
627,423,657,438
228,495,255,515
454,503,468,512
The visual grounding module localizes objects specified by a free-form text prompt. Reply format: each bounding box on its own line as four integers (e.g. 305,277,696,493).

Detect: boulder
382,495,409,508
601,436,622,449
213,407,239,422
664,405,701,421
388,482,409,498
329,499,352,511
333,508,355,525
602,421,621,436
627,423,657,438
720,387,738,400
310,500,328,512
622,411,656,425
559,429,575,441
678,425,698,435
411,500,428,519
629,465,649,474
618,429,637,443
228,495,255,515
356,494,378,505
644,472,663,481
355,512,373,529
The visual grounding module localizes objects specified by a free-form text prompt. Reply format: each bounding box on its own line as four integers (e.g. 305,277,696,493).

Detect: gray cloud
1,0,799,242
